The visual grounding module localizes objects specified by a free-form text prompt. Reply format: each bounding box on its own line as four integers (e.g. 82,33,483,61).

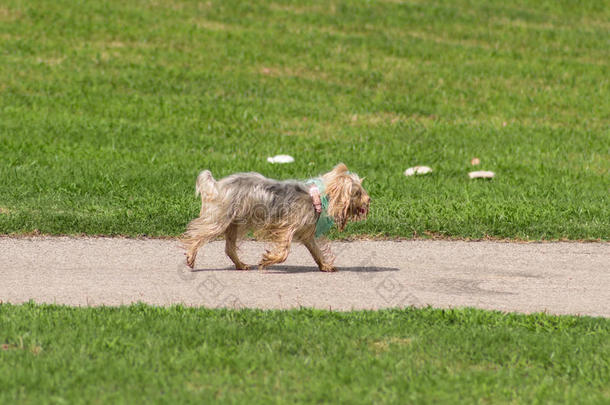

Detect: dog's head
322,163,370,231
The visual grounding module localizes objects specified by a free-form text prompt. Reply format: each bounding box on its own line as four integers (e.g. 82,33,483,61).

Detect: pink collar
309,185,322,213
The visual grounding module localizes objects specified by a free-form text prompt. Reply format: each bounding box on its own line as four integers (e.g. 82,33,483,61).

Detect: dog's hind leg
224,224,249,270
182,215,229,269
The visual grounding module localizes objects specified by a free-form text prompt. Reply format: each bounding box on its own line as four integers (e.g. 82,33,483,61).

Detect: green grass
1,304,608,404
0,0,608,239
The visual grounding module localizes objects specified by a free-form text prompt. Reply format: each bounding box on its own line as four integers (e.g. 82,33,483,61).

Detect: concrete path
1,237,608,317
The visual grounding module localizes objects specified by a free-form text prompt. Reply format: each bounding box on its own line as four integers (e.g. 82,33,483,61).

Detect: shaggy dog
181,163,370,271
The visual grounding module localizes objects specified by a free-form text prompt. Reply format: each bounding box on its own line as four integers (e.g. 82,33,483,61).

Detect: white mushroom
267,155,295,164
468,171,495,179
404,166,433,176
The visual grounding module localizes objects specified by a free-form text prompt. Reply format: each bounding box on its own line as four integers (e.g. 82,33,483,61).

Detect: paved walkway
1,237,608,317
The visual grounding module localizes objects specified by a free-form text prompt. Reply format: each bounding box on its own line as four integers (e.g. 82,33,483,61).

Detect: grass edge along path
1,303,609,403
0,0,609,240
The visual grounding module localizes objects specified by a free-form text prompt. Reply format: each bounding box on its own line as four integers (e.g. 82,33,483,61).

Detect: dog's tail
195,170,219,216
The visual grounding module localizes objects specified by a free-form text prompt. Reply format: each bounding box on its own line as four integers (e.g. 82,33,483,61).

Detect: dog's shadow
191,265,399,274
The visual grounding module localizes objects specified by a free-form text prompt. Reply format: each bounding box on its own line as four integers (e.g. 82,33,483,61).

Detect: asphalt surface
1,237,608,317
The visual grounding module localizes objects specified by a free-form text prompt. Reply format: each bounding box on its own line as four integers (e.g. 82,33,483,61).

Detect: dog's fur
181,163,370,271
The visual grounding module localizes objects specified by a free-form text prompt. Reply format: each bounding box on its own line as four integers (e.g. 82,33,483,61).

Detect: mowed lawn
1,304,609,403
0,0,608,239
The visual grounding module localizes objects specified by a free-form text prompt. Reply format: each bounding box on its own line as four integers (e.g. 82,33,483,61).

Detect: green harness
305,178,334,237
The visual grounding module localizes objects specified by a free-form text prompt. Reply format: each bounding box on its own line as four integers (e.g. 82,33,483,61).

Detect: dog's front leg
258,229,296,270
258,243,291,270
303,238,336,272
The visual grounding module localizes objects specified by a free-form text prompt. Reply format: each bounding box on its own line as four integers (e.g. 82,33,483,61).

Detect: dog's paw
257,266,270,274
319,264,337,272
185,255,195,269
235,263,250,271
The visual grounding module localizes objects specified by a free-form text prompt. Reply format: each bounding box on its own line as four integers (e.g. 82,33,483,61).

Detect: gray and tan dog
181,163,370,271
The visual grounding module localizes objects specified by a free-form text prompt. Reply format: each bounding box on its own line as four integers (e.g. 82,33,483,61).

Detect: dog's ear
326,175,353,232
332,163,349,174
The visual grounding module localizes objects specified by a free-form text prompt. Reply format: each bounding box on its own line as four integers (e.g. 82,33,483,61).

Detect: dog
181,163,370,271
